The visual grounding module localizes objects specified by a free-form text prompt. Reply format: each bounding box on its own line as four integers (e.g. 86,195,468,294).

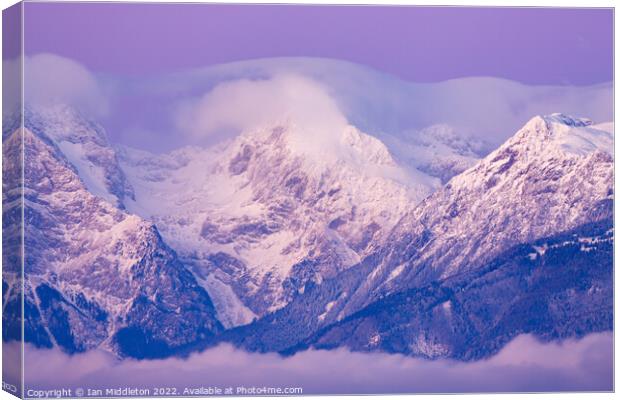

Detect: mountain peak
445,114,613,193
223,121,413,184
339,112,614,316
246,121,389,159
120,119,435,321
502,113,612,159
23,104,136,208
542,113,593,127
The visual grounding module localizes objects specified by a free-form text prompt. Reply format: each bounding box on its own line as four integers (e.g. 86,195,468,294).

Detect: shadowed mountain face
212,115,614,357
4,103,613,362
220,219,612,359
118,121,437,324
299,218,613,360
211,218,612,359
335,115,613,316
2,108,223,359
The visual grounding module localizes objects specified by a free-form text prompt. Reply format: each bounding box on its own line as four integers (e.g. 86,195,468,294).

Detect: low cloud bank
20,332,612,395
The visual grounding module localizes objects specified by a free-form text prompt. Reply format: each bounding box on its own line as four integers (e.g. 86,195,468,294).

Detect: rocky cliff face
220,115,613,355
3,106,612,362
333,114,613,319
303,218,613,360
3,108,223,359
119,122,435,324
24,105,135,209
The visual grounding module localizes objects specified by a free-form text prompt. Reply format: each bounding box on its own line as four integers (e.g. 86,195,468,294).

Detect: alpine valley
2,97,613,361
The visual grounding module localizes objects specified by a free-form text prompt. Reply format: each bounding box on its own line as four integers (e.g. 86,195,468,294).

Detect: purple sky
22,3,613,85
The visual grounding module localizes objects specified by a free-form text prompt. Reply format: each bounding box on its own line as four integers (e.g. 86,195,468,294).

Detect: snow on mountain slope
119,121,436,324
340,114,614,315
304,218,613,360
24,104,135,208
541,116,613,156
381,124,487,183
222,113,614,350
2,116,223,358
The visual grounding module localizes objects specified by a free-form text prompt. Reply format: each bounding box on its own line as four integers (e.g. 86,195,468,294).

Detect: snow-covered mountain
222,114,613,354
302,217,613,360
332,114,614,318
24,105,135,209
2,108,223,358
118,121,437,325
4,100,612,362
381,124,488,183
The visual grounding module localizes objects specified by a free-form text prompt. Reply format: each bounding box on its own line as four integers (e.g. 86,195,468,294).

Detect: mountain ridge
119,120,433,323
2,112,223,359
5,104,613,362
214,113,613,354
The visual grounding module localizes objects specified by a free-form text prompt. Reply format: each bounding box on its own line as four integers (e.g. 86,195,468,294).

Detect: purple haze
23,3,612,85
20,333,614,394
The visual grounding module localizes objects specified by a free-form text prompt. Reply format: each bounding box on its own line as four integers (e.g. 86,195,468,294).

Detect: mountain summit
223,114,613,355
119,121,435,325
3,108,223,359
7,106,612,362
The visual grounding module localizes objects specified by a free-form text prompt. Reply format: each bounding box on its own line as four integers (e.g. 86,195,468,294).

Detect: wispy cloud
131,57,614,152
6,54,614,154
173,74,348,145
3,53,109,118
21,332,612,394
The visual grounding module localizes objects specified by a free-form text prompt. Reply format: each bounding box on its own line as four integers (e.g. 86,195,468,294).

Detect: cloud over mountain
21,53,109,117
173,74,348,147
7,54,612,155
